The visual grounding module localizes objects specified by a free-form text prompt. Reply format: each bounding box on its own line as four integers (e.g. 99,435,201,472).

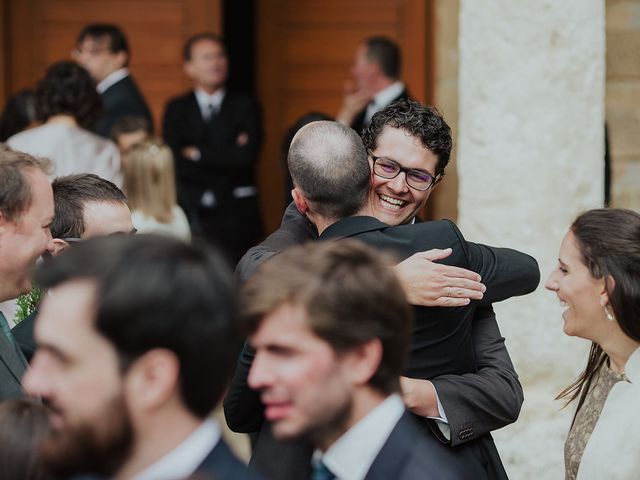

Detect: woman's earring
605,306,615,322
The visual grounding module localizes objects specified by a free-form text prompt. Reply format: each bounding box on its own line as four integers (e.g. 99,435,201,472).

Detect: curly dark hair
35,61,102,129
362,99,453,177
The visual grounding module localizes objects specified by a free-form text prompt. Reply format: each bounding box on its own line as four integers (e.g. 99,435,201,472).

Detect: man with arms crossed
246,240,482,479
0,147,54,400
163,33,262,263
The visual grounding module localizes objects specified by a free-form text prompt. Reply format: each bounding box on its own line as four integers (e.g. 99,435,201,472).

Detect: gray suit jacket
0,332,27,400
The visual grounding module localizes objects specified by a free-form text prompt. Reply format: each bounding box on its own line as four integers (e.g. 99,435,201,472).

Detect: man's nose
388,172,409,193
247,352,272,391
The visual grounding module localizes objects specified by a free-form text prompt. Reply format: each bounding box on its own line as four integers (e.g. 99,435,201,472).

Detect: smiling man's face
367,126,439,226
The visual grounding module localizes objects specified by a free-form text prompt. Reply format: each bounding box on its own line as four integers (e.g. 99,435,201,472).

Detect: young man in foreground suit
245,240,481,479
74,24,153,138
0,147,54,400
12,173,134,362
228,118,539,478
23,235,258,479
163,33,263,264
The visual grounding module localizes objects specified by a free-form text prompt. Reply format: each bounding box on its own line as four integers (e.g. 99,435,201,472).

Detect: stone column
457,1,605,478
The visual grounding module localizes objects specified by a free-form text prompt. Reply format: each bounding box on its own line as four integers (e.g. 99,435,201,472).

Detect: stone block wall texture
607,0,640,209
457,1,605,478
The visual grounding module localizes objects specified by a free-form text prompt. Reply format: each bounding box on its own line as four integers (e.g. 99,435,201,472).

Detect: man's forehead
38,279,98,333
81,200,132,238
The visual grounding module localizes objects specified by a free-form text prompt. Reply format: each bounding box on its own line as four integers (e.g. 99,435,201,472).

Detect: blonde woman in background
124,139,191,241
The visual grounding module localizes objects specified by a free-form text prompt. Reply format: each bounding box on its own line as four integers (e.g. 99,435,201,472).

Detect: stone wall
457,1,605,478
607,0,640,209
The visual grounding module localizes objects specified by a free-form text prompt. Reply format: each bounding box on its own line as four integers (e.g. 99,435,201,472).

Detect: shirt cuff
426,387,451,441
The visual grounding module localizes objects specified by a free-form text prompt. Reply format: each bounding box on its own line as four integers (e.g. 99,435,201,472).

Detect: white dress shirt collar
365,81,405,125
194,88,226,118
97,68,129,94
372,81,405,110
132,419,221,480
313,394,405,480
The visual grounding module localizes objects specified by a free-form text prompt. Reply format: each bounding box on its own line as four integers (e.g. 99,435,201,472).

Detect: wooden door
2,0,222,132
256,0,433,230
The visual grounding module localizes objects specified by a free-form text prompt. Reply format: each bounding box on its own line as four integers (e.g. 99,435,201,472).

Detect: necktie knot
311,460,335,480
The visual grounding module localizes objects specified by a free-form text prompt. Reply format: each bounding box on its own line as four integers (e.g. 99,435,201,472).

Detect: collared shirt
312,394,405,480
364,81,406,125
194,88,226,121
97,68,129,94
133,419,221,480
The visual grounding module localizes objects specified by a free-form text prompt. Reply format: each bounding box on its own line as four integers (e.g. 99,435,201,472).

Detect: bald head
288,121,370,220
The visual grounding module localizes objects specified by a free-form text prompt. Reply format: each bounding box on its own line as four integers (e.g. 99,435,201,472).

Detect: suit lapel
365,413,416,479
0,333,27,385
320,216,389,240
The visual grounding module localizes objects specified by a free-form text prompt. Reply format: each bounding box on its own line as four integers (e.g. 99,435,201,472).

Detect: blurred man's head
49,173,133,256
288,121,370,227
351,36,401,92
24,235,239,478
245,240,411,450
110,116,152,154
74,24,130,83
183,33,228,93
0,147,54,301
362,99,452,226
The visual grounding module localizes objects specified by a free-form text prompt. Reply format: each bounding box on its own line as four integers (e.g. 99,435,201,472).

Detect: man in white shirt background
73,23,153,138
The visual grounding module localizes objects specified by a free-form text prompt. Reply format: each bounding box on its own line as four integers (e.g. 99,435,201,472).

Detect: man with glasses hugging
12,173,134,362
229,101,539,479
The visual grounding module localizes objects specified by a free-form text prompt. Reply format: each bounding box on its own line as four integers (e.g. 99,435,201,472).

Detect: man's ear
342,338,383,387
125,348,180,413
50,238,70,257
292,188,309,215
115,51,128,70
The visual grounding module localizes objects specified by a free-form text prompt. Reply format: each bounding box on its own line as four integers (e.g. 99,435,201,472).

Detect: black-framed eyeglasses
63,228,138,243
368,150,440,191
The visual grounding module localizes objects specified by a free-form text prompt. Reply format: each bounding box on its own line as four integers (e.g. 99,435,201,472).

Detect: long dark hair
557,208,640,407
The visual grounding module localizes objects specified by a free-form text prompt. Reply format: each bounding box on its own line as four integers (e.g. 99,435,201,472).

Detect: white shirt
364,81,406,125
133,419,221,480
7,122,122,188
312,394,405,480
97,68,130,94
194,88,226,120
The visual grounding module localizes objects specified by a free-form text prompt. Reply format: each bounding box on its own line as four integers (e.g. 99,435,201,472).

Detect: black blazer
163,91,261,199
365,411,486,480
350,88,410,135
193,438,262,479
320,216,539,379
93,75,153,138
